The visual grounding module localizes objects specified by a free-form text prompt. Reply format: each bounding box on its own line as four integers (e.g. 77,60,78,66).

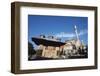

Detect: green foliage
28,42,36,55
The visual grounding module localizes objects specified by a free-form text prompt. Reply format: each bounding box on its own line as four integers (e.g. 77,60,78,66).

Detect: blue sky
28,15,88,47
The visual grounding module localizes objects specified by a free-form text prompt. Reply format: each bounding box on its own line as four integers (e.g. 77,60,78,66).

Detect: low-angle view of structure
29,25,88,60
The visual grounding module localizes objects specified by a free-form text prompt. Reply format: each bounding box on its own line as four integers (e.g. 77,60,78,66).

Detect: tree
28,42,36,56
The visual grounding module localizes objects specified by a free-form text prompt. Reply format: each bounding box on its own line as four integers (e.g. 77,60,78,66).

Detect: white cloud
78,29,87,36
54,29,87,38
